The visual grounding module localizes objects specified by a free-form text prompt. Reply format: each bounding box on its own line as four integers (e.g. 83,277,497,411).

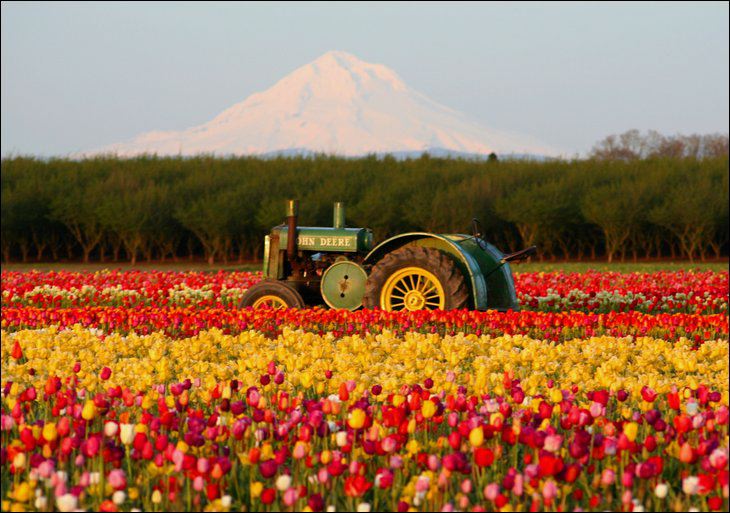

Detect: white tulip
112,491,126,505
276,474,292,491
56,494,78,512
104,421,118,437
120,423,135,445
682,476,699,495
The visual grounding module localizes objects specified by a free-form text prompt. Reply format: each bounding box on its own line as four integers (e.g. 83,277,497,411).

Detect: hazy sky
2,1,728,157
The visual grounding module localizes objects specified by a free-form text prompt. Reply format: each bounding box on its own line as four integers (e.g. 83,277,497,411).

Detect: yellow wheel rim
380,267,445,311
252,295,288,309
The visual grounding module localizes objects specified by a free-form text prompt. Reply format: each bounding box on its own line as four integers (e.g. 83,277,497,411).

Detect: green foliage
1,155,728,263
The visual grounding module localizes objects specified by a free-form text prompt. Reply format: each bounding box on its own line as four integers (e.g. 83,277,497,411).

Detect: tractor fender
363,232,489,310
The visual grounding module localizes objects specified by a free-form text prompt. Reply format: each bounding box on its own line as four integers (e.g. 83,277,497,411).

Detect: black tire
239,280,305,308
362,244,470,310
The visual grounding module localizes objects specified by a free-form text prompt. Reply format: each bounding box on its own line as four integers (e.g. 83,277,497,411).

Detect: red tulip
474,447,495,467
344,475,373,497
11,341,23,360
641,386,658,403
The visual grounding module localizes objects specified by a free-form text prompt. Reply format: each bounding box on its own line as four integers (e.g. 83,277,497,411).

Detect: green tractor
240,200,536,311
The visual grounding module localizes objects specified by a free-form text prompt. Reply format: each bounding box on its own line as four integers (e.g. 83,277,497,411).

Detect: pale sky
1,1,728,157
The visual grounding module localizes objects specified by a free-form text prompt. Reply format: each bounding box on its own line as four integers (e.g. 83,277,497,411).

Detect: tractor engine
259,200,373,309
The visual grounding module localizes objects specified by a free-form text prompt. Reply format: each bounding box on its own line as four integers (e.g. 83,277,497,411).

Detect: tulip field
1,269,728,512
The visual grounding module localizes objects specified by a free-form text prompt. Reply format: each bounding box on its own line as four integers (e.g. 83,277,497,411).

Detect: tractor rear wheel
362,245,470,311
240,280,305,309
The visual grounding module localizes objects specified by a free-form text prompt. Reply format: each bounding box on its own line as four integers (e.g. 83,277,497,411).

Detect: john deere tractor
240,200,535,311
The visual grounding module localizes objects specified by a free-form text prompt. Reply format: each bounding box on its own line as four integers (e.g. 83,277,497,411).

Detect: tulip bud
679,442,694,463
600,469,615,486
422,400,437,419
120,424,135,445
42,422,58,442
13,451,26,469
623,422,638,442
56,494,78,512
81,400,96,421
104,421,118,438
542,481,557,501
348,408,366,430
682,476,699,495
469,426,484,447
272,473,291,492
11,341,23,360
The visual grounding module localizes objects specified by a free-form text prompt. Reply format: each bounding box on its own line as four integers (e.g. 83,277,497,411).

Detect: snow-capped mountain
86,51,555,157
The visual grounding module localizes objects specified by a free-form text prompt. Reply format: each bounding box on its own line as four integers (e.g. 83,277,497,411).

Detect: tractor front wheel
363,245,469,311
240,280,305,309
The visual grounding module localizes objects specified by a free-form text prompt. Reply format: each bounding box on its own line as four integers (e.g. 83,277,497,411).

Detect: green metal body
265,226,373,279
259,201,520,311
362,232,519,311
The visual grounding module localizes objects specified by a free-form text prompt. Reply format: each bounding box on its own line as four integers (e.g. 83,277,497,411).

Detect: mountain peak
85,51,555,157
313,50,364,68
281,50,408,95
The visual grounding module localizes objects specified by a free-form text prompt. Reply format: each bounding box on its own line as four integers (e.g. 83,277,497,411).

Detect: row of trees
589,130,728,161
1,152,728,264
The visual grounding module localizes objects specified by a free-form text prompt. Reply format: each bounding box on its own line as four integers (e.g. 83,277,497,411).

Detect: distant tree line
1,131,728,264
589,130,728,161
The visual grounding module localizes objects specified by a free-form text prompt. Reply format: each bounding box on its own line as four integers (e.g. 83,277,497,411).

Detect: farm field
1,269,728,512
2,260,728,273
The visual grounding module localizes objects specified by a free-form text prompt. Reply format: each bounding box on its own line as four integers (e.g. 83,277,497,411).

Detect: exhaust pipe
286,199,298,262
333,202,345,229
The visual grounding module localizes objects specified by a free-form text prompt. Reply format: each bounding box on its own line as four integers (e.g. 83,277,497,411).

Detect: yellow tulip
348,408,367,429
623,422,639,442
421,400,437,419
12,482,32,503
320,450,332,464
250,482,263,498
12,452,26,470
549,389,563,403
469,427,484,447
81,400,96,421
41,422,57,442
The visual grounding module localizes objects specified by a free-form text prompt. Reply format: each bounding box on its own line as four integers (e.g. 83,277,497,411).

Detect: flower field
1,269,728,512
3,270,728,313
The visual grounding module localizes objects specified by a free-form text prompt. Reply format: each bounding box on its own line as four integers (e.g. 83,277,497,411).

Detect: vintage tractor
240,200,536,311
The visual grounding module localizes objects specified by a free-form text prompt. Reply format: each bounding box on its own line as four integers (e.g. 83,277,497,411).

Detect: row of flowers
1,271,260,310
1,307,728,343
1,329,728,511
2,270,728,314
3,328,728,398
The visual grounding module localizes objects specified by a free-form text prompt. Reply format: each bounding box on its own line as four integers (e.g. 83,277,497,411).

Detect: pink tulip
543,434,563,453
317,467,329,484
283,487,298,506
107,469,126,490
542,481,557,500
461,479,473,494
484,483,499,501
600,469,615,486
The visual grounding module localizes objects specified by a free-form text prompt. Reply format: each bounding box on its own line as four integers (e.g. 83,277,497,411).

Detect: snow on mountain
85,51,555,158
